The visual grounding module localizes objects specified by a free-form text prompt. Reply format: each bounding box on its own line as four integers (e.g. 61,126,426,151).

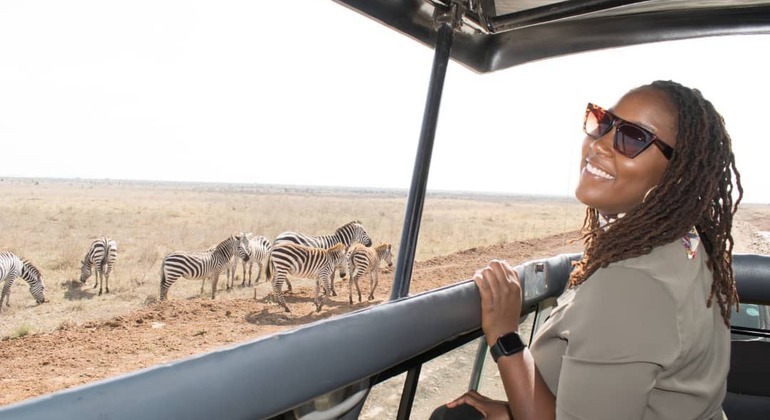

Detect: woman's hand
473,259,522,346
447,390,513,419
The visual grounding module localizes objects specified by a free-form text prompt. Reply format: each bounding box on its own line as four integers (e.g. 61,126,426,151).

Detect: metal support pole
396,365,422,420
390,19,454,301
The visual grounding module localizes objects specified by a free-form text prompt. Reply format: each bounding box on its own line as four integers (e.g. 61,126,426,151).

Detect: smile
585,161,615,180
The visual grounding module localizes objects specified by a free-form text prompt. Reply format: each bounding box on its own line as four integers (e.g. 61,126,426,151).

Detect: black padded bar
733,254,770,305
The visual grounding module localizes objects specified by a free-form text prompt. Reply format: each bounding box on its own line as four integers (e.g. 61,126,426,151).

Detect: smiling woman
576,86,678,216
440,79,743,420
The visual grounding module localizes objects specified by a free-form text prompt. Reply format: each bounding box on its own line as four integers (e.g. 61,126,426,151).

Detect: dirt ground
0,218,767,414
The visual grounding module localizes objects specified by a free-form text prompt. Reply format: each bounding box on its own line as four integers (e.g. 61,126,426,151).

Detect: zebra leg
348,274,354,305
104,269,110,294
1,276,16,310
273,274,291,312
255,262,262,284
285,277,293,293
316,275,330,312
200,277,206,295
356,273,363,302
369,271,378,300
210,272,219,299
349,272,362,304
246,261,253,287
97,270,104,296
92,266,99,289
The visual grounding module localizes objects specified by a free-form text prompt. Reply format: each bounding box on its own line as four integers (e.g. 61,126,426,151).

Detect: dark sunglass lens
615,125,651,157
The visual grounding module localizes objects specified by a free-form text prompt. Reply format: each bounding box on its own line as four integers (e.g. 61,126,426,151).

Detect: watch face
498,332,525,353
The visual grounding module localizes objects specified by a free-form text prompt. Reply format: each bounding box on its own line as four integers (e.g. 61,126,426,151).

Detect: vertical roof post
390,4,456,300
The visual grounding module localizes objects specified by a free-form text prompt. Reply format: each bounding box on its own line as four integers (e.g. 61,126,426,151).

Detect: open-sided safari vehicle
2,1,770,419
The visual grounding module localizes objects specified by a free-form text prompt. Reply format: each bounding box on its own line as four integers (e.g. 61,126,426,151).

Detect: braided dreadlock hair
569,80,743,326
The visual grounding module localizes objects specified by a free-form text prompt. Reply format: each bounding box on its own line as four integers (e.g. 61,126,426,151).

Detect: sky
2,1,770,203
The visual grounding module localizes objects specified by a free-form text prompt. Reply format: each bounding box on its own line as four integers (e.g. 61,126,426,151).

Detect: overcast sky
2,1,769,203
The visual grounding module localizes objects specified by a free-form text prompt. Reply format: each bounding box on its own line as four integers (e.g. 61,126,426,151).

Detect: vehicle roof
334,0,770,73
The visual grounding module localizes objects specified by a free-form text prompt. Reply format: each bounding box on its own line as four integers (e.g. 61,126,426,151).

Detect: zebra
265,242,346,313
273,220,373,295
228,234,271,288
79,237,118,296
159,233,242,301
346,243,393,304
1,251,46,313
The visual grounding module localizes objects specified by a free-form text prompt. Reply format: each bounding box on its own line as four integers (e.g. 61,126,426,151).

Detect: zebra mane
327,243,345,252
335,220,363,234
21,259,41,280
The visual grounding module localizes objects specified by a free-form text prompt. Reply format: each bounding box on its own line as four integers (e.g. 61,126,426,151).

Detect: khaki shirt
530,239,729,420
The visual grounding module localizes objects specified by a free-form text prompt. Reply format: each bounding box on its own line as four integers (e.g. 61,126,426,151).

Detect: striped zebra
274,220,373,295
1,251,46,313
265,242,346,313
346,243,393,304
159,234,242,301
228,234,271,288
79,237,118,296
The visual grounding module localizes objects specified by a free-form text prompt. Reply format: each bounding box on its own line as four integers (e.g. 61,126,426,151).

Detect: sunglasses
583,103,674,160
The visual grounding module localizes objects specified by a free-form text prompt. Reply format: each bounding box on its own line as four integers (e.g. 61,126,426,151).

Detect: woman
438,80,742,419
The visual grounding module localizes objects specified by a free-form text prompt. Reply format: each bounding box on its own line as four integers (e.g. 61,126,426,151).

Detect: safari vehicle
2,0,770,419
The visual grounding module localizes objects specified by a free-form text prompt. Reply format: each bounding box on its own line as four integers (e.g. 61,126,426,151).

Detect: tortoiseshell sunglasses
583,103,674,160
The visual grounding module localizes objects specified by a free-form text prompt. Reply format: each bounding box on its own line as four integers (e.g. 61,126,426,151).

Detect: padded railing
1,253,767,419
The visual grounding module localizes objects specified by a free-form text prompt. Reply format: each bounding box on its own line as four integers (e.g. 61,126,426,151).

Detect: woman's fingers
473,260,522,343
446,390,486,410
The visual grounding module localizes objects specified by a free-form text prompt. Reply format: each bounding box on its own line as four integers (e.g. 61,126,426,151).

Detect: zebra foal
228,234,271,289
79,237,118,295
346,243,393,304
274,220,373,295
265,242,345,313
1,251,46,313
160,234,242,301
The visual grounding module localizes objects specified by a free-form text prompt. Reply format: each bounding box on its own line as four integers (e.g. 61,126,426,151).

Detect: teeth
585,161,615,180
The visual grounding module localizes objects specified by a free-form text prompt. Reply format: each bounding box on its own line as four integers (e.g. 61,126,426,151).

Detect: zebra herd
1,221,393,315
160,220,394,313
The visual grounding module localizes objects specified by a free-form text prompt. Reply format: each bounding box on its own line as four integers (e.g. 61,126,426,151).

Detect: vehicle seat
722,339,770,420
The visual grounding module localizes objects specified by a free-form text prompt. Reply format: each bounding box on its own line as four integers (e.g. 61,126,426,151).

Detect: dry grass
0,178,579,338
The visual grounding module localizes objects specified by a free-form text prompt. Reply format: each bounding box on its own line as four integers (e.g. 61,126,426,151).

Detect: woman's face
575,88,678,215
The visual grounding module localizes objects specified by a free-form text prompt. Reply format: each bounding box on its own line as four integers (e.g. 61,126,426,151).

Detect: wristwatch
490,331,526,363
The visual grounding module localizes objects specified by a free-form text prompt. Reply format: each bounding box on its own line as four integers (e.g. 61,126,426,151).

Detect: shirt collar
600,213,700,260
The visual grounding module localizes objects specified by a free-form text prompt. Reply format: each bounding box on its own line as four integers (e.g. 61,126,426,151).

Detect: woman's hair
569,80,743,326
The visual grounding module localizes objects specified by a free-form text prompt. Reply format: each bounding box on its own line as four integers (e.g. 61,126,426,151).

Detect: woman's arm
470,259,556,420
496,349,555,420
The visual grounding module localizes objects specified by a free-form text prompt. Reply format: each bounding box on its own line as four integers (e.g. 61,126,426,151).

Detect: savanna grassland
0,178,586,339
1,177,768,413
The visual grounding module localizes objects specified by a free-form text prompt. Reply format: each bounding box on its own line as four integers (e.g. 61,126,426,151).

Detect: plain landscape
1,177,769,418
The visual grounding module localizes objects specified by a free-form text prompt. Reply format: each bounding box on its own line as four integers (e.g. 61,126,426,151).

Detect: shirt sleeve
555,265,682,420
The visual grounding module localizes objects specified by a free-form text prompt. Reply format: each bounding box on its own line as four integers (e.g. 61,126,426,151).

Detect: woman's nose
589,129,615,156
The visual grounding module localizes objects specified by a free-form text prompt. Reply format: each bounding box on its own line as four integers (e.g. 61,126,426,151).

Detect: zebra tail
159,260,167,298
265,253,273,282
